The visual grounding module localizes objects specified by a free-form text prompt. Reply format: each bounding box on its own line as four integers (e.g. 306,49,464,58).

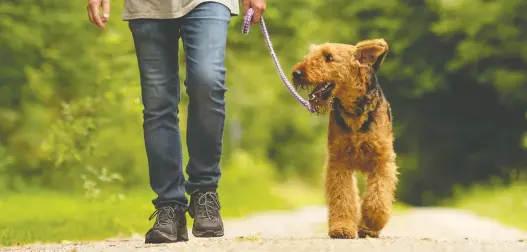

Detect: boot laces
149,205,177,227
196,192,221,220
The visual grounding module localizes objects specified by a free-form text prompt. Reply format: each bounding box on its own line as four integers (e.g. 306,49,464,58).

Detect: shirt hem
121,0,240,21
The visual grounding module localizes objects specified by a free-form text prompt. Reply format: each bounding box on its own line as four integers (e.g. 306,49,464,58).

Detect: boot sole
192,227,224,238
145,230,189,244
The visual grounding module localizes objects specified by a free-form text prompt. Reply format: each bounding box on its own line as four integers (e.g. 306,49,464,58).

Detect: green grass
0,171,412,247
445,180,527,231
392,202,411,213
0,184,322,247
0,151,326,247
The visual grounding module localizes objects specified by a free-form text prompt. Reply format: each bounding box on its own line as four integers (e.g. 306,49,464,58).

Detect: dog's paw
328,227,357,239
358,227,380,238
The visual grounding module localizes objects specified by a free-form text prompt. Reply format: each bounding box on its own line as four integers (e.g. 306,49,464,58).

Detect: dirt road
2,206,526,252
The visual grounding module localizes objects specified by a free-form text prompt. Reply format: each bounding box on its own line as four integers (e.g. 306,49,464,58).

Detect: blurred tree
0,0,144,191
0,0,525,205
226,0,527,204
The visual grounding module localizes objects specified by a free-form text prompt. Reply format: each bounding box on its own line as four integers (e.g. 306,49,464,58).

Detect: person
86,0,266,243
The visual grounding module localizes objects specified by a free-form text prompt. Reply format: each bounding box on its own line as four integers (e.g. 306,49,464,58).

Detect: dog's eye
324,53,333,62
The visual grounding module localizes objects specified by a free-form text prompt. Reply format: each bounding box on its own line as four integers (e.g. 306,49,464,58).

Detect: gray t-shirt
121,0,240,20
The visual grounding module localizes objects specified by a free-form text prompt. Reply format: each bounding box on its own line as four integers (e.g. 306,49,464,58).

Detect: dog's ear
355,39,389,71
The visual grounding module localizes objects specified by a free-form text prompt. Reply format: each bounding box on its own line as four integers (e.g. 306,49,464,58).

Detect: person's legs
129,19,188,243
180,2,231,237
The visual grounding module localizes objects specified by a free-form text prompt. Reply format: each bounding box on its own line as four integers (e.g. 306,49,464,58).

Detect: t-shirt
121,0,240,20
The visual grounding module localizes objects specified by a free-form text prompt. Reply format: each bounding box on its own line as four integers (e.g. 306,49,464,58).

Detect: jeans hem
153,200,189,210
186,185,219,195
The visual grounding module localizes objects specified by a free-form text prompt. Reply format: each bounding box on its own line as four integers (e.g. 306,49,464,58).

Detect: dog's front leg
324,158,360,239
358,160,398,238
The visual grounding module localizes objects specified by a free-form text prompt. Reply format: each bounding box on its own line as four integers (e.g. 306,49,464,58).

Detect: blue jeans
128,2,231,208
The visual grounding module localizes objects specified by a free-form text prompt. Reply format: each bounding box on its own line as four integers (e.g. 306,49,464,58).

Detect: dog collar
332,72,385,132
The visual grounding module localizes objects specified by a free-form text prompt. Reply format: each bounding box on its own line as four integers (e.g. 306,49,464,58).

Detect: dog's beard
294,81,335,114
310,99,333,114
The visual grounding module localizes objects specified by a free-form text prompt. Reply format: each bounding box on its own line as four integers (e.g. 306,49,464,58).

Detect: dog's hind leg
324,159,360,239
358,160,398,238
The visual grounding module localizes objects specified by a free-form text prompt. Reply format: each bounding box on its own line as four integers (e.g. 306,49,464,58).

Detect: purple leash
242,8,315,113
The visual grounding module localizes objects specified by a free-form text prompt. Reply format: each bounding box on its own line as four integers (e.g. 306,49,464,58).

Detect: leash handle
242,7,254,35
241,4,315,113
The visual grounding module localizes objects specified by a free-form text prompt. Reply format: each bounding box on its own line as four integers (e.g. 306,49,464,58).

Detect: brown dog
291,39,398,239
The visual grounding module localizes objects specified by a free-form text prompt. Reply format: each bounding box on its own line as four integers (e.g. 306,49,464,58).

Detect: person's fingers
101,0,110,23
242,0,250,17
87,5,95,24
89,2,105,29
252,10,261,24
251,3,265,24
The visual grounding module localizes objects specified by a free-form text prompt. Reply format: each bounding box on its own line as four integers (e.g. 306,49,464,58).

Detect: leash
241,6,315,113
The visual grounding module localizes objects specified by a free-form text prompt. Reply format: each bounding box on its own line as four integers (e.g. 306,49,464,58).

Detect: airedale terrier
291,39,399,239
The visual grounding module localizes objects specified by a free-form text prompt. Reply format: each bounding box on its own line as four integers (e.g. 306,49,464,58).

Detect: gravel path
2,206,526,252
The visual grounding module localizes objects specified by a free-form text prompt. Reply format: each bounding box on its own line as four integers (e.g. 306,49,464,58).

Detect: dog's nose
293,70,303,79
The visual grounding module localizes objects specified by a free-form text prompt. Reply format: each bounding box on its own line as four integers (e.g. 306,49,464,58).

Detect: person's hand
243,0,266,25
87,0,110,29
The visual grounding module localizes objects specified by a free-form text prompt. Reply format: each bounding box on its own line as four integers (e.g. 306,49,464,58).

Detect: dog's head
291,39,389,114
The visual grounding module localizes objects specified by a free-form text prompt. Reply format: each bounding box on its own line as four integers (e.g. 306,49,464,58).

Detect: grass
0,171,409,247
0,151,326,247
0,183,323,247
11,150,522,247
445,180,527,231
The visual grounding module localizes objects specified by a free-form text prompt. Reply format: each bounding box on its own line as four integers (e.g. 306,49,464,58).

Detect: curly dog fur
291,39,399,239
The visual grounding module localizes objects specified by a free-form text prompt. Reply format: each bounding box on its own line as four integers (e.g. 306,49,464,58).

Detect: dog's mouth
293,79,336,113
308,81,335,102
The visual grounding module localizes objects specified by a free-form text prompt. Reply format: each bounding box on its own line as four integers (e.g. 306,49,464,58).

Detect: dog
291,39,399,239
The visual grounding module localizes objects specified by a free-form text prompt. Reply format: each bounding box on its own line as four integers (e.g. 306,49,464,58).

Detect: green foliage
0,155,322,246
0,0,526,207
444,173,527,231
0,0,143,191
229,0,527,204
